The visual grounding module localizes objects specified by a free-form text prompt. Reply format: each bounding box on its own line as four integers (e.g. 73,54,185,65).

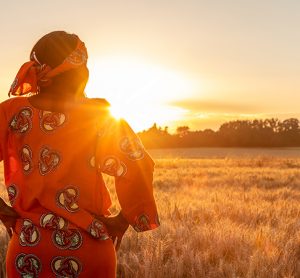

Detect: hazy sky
1,0,300,131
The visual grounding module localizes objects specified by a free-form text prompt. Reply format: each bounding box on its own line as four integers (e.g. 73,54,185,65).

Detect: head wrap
9,37,88,97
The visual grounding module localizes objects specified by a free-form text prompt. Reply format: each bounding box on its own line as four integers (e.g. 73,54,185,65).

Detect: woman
0,31,159,277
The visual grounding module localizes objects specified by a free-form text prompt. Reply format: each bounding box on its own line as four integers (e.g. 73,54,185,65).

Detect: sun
109,104,123,120
85,55,195,131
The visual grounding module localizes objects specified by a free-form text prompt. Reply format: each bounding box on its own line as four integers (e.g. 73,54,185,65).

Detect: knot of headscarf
9,37,88,97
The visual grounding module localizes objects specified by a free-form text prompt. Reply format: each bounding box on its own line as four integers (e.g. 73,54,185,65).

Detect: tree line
137,118,300,148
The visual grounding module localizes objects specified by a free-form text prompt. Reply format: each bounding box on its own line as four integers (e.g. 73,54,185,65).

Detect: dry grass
2,156,300,277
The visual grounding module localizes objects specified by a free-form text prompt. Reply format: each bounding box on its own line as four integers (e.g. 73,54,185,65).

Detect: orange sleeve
96,117,160,232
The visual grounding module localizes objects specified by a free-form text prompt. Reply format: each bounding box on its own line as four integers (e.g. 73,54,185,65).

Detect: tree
176,126,190,137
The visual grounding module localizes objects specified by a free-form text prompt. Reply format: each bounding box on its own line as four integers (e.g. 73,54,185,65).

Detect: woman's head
30,31,78,68
9,31,89,98
32,31,89,97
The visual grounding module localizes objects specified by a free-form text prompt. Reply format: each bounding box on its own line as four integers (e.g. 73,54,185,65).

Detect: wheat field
2,154,300,277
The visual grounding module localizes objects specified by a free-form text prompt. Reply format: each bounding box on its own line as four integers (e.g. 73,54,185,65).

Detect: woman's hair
30,31,78,68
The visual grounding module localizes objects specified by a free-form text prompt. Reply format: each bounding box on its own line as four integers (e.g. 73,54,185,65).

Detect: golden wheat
2,156,300,277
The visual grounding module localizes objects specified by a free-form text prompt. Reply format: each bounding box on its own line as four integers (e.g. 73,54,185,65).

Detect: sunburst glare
86,56,196,131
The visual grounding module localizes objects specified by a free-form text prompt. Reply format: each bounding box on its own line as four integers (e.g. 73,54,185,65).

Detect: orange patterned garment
0,97,159,277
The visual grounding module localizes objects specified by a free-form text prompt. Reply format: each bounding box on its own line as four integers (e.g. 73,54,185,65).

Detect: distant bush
139,118,300,148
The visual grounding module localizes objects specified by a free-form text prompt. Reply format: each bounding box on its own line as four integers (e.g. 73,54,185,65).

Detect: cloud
169,99,262,114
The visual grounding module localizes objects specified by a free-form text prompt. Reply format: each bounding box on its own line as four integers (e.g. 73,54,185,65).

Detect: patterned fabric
0,97,159,277
9,37,87,96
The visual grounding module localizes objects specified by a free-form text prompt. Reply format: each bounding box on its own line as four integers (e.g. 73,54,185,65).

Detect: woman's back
0,31,159,278
1,96,111,225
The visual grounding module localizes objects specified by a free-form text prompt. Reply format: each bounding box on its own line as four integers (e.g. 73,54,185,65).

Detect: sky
1,0,300,132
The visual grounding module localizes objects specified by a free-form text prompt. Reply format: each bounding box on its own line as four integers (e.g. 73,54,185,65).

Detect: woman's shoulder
79,97,110,110
73,97,111,119
1,96,26,106
0,97,28,114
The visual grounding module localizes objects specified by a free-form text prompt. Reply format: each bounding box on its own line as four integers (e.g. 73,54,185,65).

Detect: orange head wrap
9,37,88,97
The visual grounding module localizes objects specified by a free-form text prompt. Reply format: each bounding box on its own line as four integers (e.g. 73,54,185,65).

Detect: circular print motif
20,145,33,174
134,214,151,232
52,229,82,250
19,219,40,247
56,186,79,213
39,110,66,132
15,253,41,278
7,184,17,206
89,156,96,168
88,219,109,240
40,212,68,230
39,146,61,175
66,48,87,66
119,136,144,160
10,107,33,134
51,256,82,278
101,156,127,177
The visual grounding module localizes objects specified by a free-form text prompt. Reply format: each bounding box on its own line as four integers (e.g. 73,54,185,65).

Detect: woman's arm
95,211,129,250
96,117,160,233
0,102,19,236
